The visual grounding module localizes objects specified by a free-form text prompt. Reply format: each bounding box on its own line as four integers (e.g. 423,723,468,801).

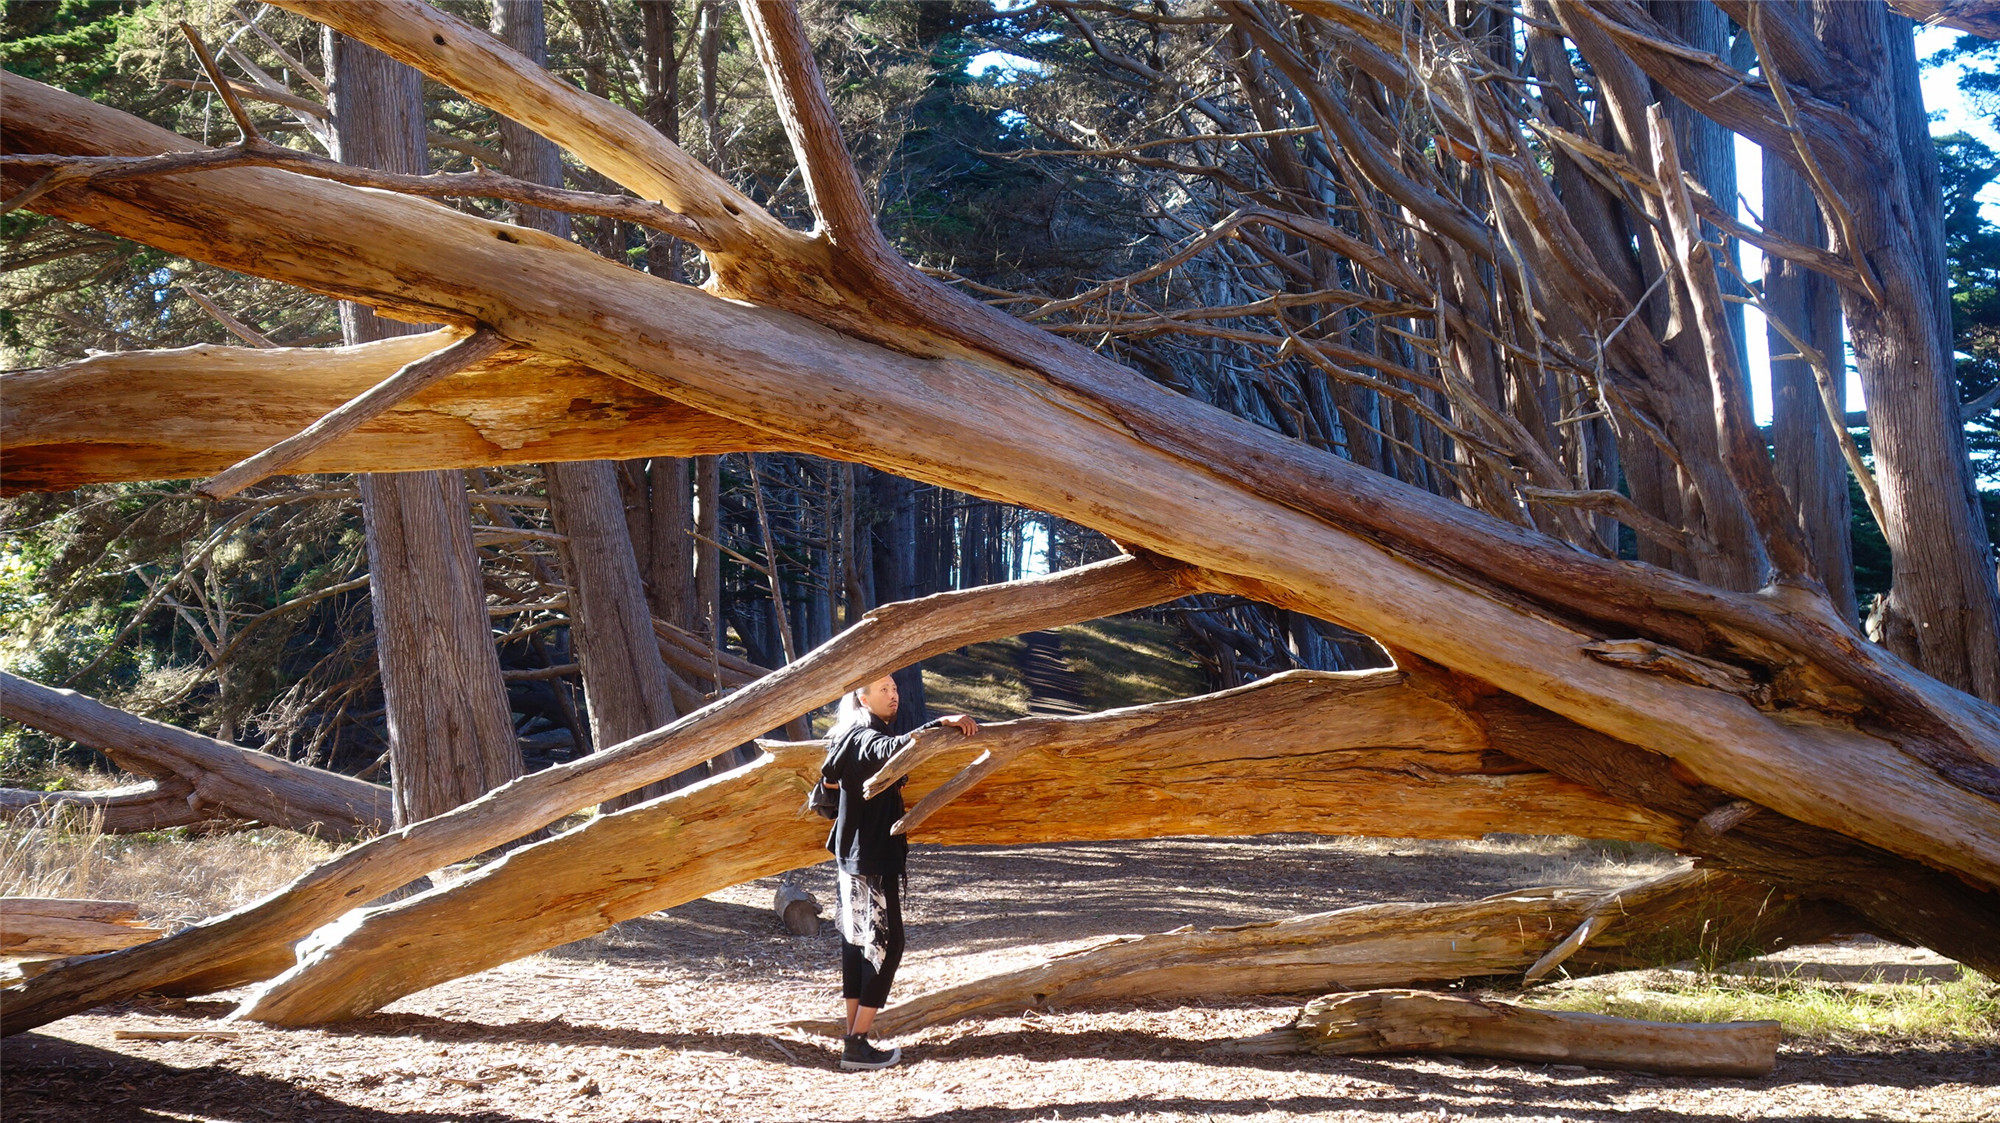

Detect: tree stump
774,881,822,936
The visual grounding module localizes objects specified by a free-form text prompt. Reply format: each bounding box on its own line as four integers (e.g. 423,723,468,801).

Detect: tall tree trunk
488,0,690,809
326,29,519,826
1764,149,1855,619
1814,2,1999,700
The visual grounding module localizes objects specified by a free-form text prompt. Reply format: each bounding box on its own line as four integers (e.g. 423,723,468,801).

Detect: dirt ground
3,834,1993,1123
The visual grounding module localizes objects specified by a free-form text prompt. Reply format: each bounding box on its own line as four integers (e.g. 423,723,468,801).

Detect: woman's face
860,675,900,721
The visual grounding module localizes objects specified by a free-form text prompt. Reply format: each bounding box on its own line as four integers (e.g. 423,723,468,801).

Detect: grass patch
0,809,338,930
1054,615,1206,710
923,635,1032,719
1524,967,2000,1046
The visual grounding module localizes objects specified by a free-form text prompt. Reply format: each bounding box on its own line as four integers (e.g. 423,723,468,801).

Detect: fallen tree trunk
0,672,389,839
1227,989,1780,1077
1,900,165,958
864,671,1680,846
789,867,1850,1039
235,701,1674,1027
0,333,778,494
8,70,1996,906
0,555,1189,1034
0,779,209,834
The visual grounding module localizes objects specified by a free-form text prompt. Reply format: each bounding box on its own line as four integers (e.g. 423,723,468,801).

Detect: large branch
0,554,1190,1034
0,780,209,834
9,72,1996,889
0,672,389,839
1,333,780,494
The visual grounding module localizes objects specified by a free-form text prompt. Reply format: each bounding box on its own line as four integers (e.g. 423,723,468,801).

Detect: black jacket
823,715,944,877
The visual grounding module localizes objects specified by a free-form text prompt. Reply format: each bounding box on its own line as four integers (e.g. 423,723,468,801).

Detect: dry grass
1057,616,1206,711
922,635,1032,719
0,810,338,931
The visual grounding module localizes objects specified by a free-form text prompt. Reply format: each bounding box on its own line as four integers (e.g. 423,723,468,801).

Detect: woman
821,673,978,1071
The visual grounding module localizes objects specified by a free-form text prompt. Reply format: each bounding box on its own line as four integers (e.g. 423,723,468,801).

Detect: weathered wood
2,900,163,958
792,867,1846,1039
865,671,1680,846
1229,989,1780,1077
0,780,208,834
231,676,1682,1026
0,335,778,494
196,327,512,499
1,899,141,925
9,71,1995,904
0,555,1189,1034
0,672,389,838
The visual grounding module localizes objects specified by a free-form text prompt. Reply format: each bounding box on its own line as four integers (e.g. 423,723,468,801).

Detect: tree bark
1764,147,1855,618
326,29,521,826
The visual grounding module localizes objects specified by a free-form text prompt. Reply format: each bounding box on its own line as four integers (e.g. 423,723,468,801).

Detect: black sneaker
840,1033,901,1071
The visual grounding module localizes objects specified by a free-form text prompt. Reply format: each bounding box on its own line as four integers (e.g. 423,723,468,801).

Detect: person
820,673,978,1071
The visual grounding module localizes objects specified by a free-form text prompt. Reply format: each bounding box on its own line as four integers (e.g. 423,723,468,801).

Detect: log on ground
791,866,1848,1039
0,779,208,834
1226,989,1780,1077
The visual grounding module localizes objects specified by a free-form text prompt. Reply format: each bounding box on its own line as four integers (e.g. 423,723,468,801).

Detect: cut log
0,779,208,834
1,555,1189,1034
230,676,1684,1027
773,882,822,936
1227,989,1780,1077
0,334,780,494
789,867,1849,1039
2,900,163,957
0,672,389,839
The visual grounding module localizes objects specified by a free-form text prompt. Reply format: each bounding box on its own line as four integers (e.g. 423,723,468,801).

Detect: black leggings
839,874,905,1008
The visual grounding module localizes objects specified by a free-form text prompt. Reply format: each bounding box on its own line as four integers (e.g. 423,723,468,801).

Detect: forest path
1016,630,1093,716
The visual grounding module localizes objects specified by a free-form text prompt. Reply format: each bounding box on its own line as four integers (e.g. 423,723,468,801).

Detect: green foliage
1937,131,2000,485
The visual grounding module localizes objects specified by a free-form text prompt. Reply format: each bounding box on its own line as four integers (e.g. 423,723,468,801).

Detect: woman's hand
938,714,979,736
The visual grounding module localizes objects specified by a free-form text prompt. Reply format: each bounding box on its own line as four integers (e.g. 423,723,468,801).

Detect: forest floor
3,833,1994,1123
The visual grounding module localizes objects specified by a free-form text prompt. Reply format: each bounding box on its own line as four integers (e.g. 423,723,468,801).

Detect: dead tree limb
1228,990,1780,1077
1,334,781,494
0,672,389,839
0,779,207,834
197,327,511,498
0,555,1189,1035
234,687,1670,1028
